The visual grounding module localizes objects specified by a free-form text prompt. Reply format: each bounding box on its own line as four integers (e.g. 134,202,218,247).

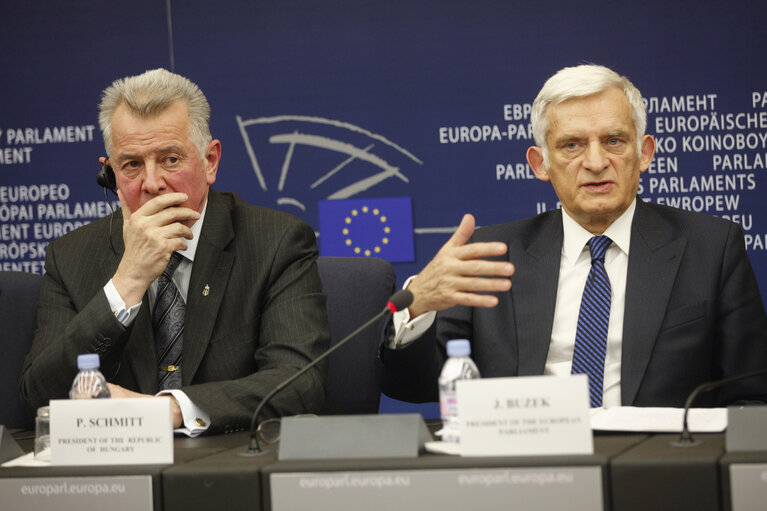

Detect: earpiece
97,159,116,192
97,157,118,255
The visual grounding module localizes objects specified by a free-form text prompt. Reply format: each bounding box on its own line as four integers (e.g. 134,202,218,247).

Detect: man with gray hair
21,69,330,435
382,64,767,407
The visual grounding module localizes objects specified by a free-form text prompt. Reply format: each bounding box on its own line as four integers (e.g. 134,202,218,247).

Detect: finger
448,259,514,277
444,214,476,249
155,206,201,228
452,275,512,293
136,193,190,216
157,222,195,241
452,241,509,262
451,291,503,309
98,156,107,166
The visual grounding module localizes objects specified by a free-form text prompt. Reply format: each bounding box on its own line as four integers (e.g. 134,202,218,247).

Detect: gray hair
98,68,211,157
530,64,647,167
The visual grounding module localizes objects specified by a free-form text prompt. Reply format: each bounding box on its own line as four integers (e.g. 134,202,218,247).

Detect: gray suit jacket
382,199,767,406
21,189,330,434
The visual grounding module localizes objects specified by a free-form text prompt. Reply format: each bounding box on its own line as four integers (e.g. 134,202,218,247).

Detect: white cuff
158,389,211,438
389,275,436,349
104,279,141,326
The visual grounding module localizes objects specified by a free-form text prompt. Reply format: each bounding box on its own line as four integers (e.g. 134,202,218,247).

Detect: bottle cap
77,353,101,370
446,339,471,357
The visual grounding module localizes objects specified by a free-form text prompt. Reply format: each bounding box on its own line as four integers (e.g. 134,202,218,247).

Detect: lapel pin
202,284,210,297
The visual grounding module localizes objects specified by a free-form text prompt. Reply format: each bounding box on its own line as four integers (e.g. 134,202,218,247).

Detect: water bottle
438,339,480,443
70,354,111,399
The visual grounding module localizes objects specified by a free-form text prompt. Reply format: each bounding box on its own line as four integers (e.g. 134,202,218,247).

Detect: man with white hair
382,64,767,407
21,69,330,435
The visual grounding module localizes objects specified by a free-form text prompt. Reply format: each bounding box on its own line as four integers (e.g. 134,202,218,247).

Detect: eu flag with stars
318,197,414,262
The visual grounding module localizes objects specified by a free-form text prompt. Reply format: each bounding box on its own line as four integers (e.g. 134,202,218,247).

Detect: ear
204,139,222,185
527,146,550,182
638,135,656,174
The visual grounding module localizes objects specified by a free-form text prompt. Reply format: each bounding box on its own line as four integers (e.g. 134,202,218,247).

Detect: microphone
241,289,414,455
671,367,767,447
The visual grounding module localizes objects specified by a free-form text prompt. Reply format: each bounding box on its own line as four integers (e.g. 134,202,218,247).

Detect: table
2,429,766,511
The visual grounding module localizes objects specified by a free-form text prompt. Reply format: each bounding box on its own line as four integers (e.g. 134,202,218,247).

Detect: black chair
0,271,42,429
317,256,396,415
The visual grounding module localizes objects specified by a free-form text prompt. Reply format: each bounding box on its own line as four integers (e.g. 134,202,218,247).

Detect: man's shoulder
213,190,306,224
47,213,114,250
209,190,315,245
473,210,561,243
637,199,737,235
42,214,116,283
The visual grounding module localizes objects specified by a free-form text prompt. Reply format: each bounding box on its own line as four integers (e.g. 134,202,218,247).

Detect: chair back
317,256,396,414
0,271,42,429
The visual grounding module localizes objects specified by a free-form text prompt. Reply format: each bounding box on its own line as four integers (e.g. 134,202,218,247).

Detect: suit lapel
621,200,685,404
182,190,235,385
513,211,563,375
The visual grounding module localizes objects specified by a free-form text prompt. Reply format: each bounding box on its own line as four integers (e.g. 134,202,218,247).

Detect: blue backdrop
2,0,766,416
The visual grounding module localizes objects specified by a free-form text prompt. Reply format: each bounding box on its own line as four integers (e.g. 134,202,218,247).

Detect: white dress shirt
103,199,211,436
391,199,637,407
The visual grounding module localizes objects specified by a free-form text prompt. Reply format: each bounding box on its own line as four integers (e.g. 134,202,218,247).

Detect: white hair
98,68,211,157
530,64,647,167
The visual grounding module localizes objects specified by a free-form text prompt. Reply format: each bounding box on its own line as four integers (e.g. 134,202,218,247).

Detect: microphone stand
671,367,767,447
240,290,412,456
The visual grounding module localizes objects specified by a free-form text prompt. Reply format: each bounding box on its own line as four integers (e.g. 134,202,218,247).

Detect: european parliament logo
235,115,422,214
318,197,414,262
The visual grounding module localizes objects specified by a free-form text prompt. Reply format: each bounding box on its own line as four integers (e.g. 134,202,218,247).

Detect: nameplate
49,398,173,466
279,414,430,460
0,475,153,511
726,405,767,452
457,375,592,456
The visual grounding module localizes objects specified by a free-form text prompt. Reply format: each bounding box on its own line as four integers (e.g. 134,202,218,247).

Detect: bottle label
439,391,458,417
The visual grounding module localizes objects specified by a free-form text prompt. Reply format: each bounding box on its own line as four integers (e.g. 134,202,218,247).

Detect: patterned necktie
154,252,184,390
571,235,612,407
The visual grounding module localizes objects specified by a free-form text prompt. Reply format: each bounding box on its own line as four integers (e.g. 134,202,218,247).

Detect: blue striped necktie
154,252,185,390
571,235,612,408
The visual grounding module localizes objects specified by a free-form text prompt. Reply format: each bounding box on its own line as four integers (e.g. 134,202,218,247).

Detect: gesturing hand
406,214,514,319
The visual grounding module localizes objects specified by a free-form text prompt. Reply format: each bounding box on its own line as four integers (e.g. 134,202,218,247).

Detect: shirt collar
561,198,636,266
176,198,208,263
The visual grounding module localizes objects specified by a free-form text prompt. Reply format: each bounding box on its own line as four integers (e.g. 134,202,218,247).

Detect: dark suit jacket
20,189,330,434
382,199,767,406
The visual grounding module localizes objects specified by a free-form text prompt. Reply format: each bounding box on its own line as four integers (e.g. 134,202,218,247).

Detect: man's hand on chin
107,383,183,428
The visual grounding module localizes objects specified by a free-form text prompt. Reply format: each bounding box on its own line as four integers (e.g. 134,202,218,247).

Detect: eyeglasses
256,414,317,445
